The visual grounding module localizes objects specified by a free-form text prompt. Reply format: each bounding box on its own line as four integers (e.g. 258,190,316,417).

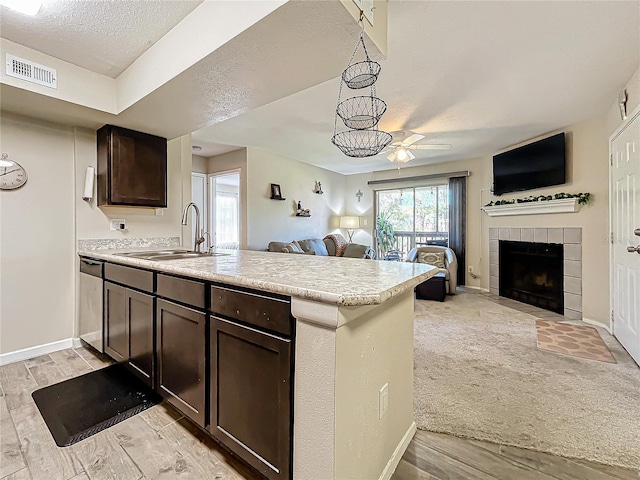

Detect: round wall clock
0,153,28,190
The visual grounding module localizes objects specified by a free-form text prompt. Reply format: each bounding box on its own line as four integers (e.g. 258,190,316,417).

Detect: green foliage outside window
376,211,396,255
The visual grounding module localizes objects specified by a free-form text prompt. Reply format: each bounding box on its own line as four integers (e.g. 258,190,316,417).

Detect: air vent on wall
6,54,57,89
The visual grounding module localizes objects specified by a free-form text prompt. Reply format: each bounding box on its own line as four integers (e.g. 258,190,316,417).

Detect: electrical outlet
379,383,389,419
110,219,126,231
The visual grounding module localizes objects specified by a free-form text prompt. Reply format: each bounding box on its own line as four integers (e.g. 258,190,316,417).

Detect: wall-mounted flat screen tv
493,132,566,196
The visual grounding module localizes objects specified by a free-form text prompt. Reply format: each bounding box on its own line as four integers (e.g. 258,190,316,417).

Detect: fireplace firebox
499,240,564,314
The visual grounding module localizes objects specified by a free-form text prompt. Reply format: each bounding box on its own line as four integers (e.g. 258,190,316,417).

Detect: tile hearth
489,227,582,320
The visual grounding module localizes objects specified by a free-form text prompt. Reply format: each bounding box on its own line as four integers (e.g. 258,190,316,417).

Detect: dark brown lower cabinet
156,299,206,427
104,281,127,362
126,289,154,387
210,316,292,480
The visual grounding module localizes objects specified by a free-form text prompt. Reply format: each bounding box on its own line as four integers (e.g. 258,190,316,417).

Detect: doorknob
627,245,640,254
635,228,640,237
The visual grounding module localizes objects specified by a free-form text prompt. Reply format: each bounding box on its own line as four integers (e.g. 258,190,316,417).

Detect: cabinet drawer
105,263,153,293
157,274,205,310
210,285,291,337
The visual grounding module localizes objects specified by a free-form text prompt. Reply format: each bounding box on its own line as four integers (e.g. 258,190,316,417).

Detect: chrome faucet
181,202,205,252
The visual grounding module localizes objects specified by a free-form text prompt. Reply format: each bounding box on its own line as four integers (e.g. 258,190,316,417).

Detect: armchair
406,246,458,294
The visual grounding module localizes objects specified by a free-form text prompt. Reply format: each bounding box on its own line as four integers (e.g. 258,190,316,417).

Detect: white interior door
611,109,640,365
191,172,207,250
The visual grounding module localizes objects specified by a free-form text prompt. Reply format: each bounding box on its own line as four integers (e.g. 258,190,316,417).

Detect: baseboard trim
0,338,80,366
583,317,612,334
379,421,417,480
462,285,490,293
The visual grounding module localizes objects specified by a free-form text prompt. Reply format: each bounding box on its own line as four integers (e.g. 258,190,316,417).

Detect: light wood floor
1,347,638,480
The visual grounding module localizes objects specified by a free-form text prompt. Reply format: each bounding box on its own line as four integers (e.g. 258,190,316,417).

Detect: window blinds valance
367,170,470,191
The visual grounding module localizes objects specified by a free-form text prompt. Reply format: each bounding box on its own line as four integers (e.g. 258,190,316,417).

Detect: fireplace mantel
482,198,581,217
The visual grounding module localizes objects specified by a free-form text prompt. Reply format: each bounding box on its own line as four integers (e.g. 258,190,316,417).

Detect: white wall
0,114,188,355
0,115,76,354
245,148,347,250
192,154,208,173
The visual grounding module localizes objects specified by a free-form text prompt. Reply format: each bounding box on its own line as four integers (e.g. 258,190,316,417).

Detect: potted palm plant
376,212,397,260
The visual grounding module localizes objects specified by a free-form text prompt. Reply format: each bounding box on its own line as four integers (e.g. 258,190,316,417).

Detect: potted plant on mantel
376,212,397,260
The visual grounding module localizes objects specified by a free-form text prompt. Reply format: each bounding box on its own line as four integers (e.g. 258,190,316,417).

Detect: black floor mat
32,363,161,447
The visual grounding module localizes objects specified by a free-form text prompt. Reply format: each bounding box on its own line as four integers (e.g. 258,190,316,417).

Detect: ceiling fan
382,131,452,163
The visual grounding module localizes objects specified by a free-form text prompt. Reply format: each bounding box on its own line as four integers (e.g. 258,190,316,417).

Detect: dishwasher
79,257,104,353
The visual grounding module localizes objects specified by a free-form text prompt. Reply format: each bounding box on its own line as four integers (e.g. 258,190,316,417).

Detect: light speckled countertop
78,247,437,306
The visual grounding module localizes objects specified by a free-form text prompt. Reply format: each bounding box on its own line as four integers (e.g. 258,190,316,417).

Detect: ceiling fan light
387,152,397,162
407,150,416,161
396,147,409,161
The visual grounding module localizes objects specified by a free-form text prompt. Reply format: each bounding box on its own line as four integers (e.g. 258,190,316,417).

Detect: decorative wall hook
619,89,629,120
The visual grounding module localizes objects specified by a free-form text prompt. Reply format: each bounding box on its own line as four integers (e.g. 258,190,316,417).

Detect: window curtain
448,176,466,286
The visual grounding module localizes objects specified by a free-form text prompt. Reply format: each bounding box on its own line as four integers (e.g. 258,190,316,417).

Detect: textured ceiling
192,0,640,174
0,0,202,77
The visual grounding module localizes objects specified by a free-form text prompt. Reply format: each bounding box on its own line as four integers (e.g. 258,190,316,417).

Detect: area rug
413,293,640,470
535,319,616,363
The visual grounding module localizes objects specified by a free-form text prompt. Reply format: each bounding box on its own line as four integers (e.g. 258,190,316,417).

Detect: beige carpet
413,292,640,470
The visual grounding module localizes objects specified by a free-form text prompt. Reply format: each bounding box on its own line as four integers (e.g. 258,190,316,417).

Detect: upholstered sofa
406,246,458,294
267,234,376,259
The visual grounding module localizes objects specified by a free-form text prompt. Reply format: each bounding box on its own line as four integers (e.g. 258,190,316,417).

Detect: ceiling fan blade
409,144,452,150
401,133,425,146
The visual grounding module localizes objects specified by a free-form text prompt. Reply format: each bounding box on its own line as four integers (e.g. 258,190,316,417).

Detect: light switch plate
109,219,126,231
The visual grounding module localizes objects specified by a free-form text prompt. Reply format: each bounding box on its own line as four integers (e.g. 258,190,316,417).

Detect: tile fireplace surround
489,227,582,320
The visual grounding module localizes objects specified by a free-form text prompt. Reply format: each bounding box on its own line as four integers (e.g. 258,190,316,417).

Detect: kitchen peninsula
78,247,437,480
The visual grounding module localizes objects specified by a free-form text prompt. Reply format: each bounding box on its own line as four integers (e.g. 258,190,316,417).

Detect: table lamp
339,216,361,243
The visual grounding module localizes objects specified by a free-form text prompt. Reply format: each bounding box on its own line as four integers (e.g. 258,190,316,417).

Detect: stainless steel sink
154,252,229,261
115,250,229,261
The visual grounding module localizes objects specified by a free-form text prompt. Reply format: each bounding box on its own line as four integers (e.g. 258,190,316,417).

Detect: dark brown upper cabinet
97,125,167,207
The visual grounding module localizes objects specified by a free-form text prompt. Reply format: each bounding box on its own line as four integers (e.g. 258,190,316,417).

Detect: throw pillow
297,238,329,256
282,241,304,254
343,244,367,258
418,251,446,268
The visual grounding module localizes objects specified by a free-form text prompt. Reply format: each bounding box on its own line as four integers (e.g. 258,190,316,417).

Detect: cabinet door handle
81,259,102,266
634,228,640,237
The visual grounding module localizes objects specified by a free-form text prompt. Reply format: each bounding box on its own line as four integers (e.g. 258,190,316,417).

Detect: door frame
609,102,640,334
208,168,242,249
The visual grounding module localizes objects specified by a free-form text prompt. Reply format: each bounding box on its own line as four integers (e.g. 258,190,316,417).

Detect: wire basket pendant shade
332,17,391,158
341,33,381,89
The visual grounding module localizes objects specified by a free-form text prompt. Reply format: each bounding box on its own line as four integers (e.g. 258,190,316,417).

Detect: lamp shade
340,216,361,229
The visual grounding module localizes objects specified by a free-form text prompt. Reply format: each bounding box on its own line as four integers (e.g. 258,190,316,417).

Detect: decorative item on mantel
482,192,591,217
270,183,285,200
314,181,324,194
331,10,392,158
